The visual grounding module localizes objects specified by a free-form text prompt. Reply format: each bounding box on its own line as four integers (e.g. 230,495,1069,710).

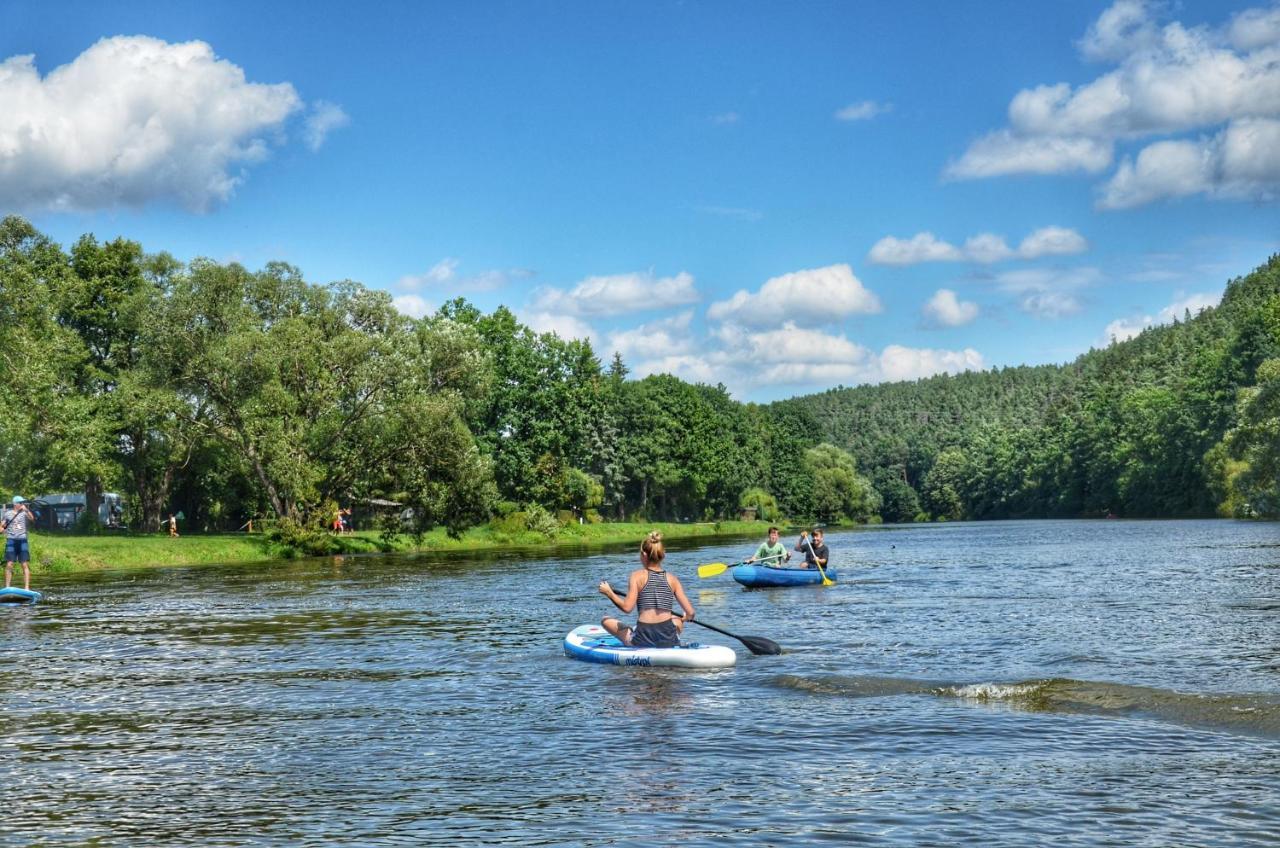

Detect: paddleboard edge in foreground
0,587,42,604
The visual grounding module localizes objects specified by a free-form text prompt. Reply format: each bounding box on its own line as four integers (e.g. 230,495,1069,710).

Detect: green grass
24,519,776,577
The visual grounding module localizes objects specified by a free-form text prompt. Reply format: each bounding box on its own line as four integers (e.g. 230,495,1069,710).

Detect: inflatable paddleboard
0,587,42,604
563,623,736,669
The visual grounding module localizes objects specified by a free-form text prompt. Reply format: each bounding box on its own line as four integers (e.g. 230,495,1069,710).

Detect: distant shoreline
24,519,794,578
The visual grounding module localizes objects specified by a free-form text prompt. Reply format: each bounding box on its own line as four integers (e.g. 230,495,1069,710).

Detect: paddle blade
821,574,835,587
697,562,731,579
738,634,783,656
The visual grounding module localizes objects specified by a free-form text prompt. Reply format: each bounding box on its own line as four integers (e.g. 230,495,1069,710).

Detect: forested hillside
782,255,1280,520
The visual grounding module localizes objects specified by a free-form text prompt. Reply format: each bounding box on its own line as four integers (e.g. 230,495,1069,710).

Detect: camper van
28,493,126,531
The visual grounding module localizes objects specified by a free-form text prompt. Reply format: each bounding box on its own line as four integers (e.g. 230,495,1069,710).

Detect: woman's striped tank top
636,569,674,612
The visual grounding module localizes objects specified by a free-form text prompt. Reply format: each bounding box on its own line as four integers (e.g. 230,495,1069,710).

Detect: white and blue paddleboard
563,623,736,669
0,587,42,605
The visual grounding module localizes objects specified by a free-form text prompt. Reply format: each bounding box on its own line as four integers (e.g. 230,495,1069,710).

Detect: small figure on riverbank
746,525,790,568
598,530,695,648
3,496,35,591
795,528,829,570
167,513,179,538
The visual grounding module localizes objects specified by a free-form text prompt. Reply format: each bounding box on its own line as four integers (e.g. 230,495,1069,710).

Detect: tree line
0,215,1275,540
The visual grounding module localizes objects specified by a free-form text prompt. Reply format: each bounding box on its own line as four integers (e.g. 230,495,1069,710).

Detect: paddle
676,611,782,656
697,552,785,579
802,534,835,587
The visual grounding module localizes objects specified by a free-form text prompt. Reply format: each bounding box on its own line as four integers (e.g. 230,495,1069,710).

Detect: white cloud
923,289,980,327
878,345,984,382
521,311,598,346
392,294,432,319
530,271,698,317
1078,0,1160,62
605,311,697,361
303,100,349,151
1018,226,1090,258
963,233,1015,264
398,258,459,290
1018,291,1084,318
996,266,1100,318
870,227,1087,265
946,1,1280,206
0,35,305,212
711,112,740,125
1099,117,1280,208
1102,291,1222,344
1228,5,1280,51
946,130,1114,179
868,233,964,265
835,100,892,121
707,264,881,328
397,258,524,292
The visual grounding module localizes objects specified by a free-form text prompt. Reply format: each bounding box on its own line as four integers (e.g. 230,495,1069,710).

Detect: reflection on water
1,519,1278,845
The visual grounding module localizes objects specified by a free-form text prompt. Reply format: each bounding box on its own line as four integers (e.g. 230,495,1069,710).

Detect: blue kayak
731,564,838,588
0,587,42,604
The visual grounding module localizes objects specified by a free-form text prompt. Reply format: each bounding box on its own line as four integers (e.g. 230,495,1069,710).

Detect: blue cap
12,496,24,503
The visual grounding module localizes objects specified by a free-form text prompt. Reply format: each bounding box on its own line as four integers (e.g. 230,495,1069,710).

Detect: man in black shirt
795,528,829,570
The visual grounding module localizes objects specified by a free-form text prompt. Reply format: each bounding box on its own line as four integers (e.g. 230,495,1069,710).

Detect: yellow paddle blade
697,562,731,579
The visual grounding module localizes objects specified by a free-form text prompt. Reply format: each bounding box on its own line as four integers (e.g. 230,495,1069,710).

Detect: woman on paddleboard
598,530,695,648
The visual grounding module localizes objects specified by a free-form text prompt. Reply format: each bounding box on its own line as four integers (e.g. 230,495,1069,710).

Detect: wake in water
771,673,1280,738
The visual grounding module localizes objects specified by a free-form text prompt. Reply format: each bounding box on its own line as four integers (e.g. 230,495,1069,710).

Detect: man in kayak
795,528,830,570
746,525,791,568
3,496,35,591
598,530,695,648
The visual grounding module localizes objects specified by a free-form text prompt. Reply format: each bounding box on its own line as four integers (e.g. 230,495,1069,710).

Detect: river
2,519,1278,845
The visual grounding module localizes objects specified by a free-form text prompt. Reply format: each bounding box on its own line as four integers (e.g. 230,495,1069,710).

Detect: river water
2,519,1278,846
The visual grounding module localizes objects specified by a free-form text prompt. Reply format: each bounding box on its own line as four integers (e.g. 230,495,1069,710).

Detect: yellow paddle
803,535,835,587
697,561,738,579
697,552,783,579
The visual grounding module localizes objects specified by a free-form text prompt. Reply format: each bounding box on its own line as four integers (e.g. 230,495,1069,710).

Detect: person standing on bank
598,530,695,648
746,525,791,568
3,496,35,591
795,528,830,571
167,513,179,538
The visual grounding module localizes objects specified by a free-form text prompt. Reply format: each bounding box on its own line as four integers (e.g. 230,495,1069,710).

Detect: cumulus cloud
835,100,892,121
521,311,598,346
392,294,433,319
923,289,980,327
1099,117,1280,208
397,258,526,292
605,311,697,361
869,226,1087,265
946,1,1280,206
303,100,350,151
996,266,1100,318
707,264,881,328
596,318,986,396
0,35,323,212
878,345,985,382
530,271,698,317
869,233,964,265
1102,291,1221,344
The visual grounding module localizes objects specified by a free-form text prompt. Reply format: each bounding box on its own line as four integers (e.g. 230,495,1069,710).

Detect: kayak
0,587,42,604
731,564,838,588
563,624,736,669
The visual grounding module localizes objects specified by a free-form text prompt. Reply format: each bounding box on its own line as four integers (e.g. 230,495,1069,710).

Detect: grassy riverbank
24,519,776,576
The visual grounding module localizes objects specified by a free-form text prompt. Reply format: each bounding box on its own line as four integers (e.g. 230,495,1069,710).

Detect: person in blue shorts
598,531,696,648
3,496,35,591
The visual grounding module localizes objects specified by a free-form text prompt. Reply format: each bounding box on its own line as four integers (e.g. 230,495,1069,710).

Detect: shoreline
21,519,784,578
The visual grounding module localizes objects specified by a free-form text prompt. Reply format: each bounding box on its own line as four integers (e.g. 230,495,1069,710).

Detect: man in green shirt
747,526,791,568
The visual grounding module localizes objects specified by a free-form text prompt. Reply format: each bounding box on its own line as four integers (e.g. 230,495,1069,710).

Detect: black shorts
630,619,680,649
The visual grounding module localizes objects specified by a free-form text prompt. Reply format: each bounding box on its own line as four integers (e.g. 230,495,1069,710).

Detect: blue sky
2,0,1278,401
